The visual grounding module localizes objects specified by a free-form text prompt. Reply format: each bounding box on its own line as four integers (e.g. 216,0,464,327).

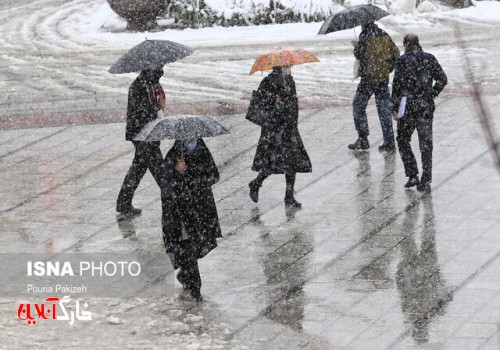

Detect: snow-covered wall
172,0,347,26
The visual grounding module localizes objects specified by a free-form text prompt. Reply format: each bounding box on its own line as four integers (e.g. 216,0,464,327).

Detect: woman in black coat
249,65,312,208
161,138,221,301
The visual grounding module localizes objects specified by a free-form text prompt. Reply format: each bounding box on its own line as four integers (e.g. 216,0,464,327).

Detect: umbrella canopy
134,115,230,142
318,4,390,35
109,40,194,74
249,49,319,75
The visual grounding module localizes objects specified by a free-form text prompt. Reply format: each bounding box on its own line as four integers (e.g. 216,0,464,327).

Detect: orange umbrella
249,48,320,75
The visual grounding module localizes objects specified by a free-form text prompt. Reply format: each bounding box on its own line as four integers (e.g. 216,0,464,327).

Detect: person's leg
176,266,188,289
116,141,149,213
374,82,395,151
284,172,301,208
179,240,202,301
396,116,419,187
173,225,189,289
177,258,200,298
349,80,373,150
416,116,434,191
187,258,202,301
249,171,271,203
144,141,168,189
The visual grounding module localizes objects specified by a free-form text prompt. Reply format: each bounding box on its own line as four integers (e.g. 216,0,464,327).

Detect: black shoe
348,137,370,150
117,206,142,216
176,270,188,289
404,176,420,188
249,180,260,203
190,288,203,302
378,143,396,153
417,182,431,192
285,196,302,209
420,174,432,185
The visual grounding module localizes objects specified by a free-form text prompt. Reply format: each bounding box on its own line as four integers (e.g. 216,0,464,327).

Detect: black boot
404,176,420,188
418,173,431,192
378,143,396,153
348,136,370,150
249,179,260,203
285,195,302,209
417,182,431,192
249,172,269,203
116,205,142,221
285,173,302,208
183,255,202,302
176,269,188,289
190,287,203,302
117,206,142,216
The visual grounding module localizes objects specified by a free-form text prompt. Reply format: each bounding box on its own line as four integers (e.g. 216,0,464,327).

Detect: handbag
246,90,270,127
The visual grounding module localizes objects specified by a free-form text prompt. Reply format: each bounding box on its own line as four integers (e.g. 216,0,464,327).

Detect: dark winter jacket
354,23,400,84
161,139,221,268
251,68,312,174
391,47,447,116
125,72,165,141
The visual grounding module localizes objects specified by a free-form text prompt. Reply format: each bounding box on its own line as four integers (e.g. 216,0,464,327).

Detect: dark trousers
254,171,296,198
353,80,394,145
396,114,434,184
116,141,165,210
177,240,201,290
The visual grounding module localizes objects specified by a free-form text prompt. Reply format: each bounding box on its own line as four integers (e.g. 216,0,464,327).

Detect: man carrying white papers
392,34,448,192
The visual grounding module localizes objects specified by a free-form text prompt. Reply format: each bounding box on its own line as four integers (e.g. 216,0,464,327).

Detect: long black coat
251,68,312,174
161,139,221,269
125,72,165,141
391,47,447,117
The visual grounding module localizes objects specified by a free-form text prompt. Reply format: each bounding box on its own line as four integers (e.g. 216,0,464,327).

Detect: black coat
251,68,312,174
125,72,165,141
161,139,221,268
392,47,448,116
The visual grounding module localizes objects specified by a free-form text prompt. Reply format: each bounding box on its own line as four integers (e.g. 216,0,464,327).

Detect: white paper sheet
398,96,407,118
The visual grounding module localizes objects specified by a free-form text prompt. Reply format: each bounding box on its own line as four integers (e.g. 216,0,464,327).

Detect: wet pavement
1,0,500,348
1,93,499,349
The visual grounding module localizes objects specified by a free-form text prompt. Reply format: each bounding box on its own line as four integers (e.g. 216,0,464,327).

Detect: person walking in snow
116,66,167,217
161,139,221,302
348,21,400,153
248,65,312,209
392,34,447,192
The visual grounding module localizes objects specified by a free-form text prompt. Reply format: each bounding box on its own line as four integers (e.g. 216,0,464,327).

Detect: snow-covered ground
62,0,500,47
0,0,499,117
0,2,499,349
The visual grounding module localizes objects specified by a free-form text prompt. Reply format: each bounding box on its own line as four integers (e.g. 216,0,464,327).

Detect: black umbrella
109,40,194,74
133,115,230,142
318,4,390,35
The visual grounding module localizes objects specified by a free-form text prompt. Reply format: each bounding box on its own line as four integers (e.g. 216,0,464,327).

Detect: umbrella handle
353,28,358,41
